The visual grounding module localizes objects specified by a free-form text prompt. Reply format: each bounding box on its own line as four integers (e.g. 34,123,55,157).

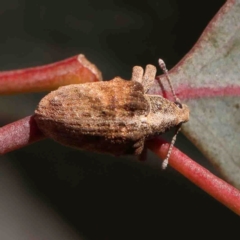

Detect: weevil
34,59,189,168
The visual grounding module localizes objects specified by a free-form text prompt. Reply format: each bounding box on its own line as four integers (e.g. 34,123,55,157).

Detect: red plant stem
147,138,240,215
0,54,102,94
0,115,45,155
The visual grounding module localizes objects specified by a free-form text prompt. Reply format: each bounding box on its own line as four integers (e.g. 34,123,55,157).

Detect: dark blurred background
1,1,239,240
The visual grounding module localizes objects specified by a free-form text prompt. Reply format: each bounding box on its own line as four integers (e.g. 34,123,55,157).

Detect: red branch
0,54,102,94
0,115,45,155
147,138,240,215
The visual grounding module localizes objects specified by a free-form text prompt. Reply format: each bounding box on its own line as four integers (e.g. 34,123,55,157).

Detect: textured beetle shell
35,77,189,155
35,78,151,155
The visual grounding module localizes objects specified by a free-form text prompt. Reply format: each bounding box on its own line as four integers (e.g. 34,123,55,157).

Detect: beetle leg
142,64,157,93
131,65,157,93
131,66,144,83
133,137,145,155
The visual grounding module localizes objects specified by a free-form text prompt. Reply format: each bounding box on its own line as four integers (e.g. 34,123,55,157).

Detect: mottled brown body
34,64,189,156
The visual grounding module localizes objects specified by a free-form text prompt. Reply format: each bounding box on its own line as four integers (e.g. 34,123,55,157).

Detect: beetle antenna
158,59,180,104
162,124,182,169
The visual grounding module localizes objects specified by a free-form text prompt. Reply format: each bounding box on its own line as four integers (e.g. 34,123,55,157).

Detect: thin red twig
0,54,102,94
0,115,45,154
147,138,240,215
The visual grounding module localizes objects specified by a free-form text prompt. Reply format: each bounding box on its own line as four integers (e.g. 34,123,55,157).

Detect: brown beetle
35,60,189,168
